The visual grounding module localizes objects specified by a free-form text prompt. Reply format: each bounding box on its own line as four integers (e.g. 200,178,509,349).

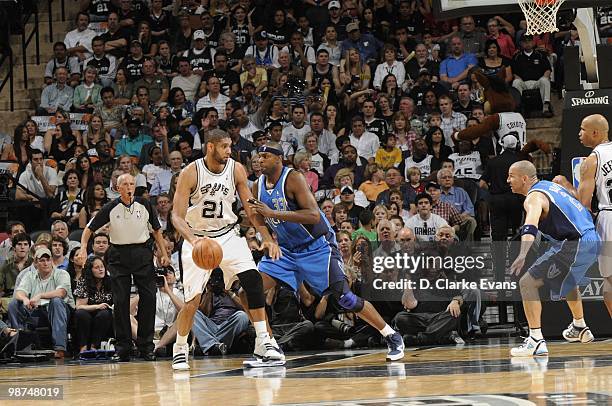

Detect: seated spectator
44,42,81,87
0,233,32,299
437,169,477,241
318,25,342,66
151,266,184,355
341,22,382,64
0,222,27,265
73,66,103,113
51,236,69,270
78,182,109,229
478,39,513,83
50,169,84,230
111,68,134,105
333,168,369,208
405,193,449,241
426,181,463,238
449,139,484,181
64,12,96,61
73,256,113,357
84,36,118,87
115,118,153,158
439,36,477,90
202,51,241,98
39,67,74,115
511,34,553,117
352,210,377,242
119,40,146,82
424,126,453,163
453,83,481,118
192,269,249,355
375,167,417,207
134,58,169,105
196,77,230,120
373,44,406,90
359,163,388,203
44,123,76,171
182,30,216,75
51,220,80,253
91,233,109,258
439,95,467,148
348,116,379,163
402,137,436,180
406,166,425,195
149,151,183,197
9,247,75,359
245,31,280,70
294,151,319,193
16,148,59,203
375,133,402,171
91,140,114,185
100,12,129,59
486,17,516,60
171,58,200,102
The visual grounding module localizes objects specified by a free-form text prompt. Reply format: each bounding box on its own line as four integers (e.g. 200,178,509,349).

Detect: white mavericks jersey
593,141,612,210
185,158,239,236
497,112,526,148
449,151,483,180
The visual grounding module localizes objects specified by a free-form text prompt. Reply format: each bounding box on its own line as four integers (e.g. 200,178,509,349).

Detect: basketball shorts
180,227,257,302
596,210,612,278
527,229,600,300
258,235,347,295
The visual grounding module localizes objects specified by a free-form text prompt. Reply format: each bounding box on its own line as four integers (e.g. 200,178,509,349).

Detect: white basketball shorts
596,210,612,278
180,227,257,302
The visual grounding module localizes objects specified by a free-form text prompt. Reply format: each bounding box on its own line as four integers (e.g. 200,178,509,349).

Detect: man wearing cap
324,1,352,41
119,39,145,81
183,30,216,75
9,247,74,359
341,21,382,64
245,32,280,69
115,117,154,158
511,34,553,117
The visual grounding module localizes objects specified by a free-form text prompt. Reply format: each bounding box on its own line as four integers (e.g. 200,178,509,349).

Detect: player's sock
379,324,395,337
253,321,269,340
176,333,188,346
573,318,586,328
530,328,544,340
343,339,355,348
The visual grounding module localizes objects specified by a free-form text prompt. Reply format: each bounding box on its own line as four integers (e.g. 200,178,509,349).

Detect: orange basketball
192,237,223,270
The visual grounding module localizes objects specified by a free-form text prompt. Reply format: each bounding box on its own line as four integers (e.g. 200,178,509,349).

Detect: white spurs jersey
497,112,526,148
449,151,483,180
185,158,239,236
593,141,612,210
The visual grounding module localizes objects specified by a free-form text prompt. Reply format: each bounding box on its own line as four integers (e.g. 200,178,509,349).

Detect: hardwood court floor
0,338,611,406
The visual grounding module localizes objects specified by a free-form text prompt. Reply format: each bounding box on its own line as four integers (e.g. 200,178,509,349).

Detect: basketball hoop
518,0,567,35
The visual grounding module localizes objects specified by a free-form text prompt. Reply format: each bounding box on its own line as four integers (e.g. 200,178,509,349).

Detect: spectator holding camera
73,256,113,358
9,246,75,359
191,269,249,356
152,266,184,355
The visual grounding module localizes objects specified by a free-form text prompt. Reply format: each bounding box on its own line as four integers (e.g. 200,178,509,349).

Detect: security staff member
77,174,169,362
479,136,524,281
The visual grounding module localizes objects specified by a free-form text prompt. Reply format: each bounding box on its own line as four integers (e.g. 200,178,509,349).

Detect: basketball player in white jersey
171,129,284,370
554,114,612,319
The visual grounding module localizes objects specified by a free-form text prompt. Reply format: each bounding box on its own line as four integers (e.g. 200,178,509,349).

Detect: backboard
432,0,612,20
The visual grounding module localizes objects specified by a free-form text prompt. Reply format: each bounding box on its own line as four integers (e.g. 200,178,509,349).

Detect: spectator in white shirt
195,77,230,120
349,116,380,162
16,149,59,201
405,193,449,242
64,12,97,62
373,44,406,90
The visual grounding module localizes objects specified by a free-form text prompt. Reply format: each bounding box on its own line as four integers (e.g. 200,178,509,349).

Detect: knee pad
330,282,364,312
237,269,265,309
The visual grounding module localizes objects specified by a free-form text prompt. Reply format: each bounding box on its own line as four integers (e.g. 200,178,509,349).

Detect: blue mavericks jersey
258,167,332,250
528,180,595,241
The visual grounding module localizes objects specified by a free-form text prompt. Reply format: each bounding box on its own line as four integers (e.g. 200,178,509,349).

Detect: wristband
520,224,538,237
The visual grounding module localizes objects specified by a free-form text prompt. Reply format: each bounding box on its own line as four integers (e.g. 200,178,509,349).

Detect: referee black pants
107,243,156,356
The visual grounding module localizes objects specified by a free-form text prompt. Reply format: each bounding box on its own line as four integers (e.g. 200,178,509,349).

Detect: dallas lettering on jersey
200,183,230,196
413,226,436,236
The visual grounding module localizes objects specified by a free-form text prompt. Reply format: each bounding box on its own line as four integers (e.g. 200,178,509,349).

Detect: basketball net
517,0,567,34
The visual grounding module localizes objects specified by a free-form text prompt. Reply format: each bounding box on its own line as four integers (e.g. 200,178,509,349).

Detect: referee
77,174,169,362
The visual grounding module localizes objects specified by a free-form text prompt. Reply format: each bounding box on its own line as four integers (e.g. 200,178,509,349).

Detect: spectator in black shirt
202,52,241,98
200,12,222,49
119,40,145,81
511,34,553,117
85,36,117,87
101,12,130,59
453,82,482,118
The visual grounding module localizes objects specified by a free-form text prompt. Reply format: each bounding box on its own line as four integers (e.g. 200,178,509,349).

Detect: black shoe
207,343,227,356
141,351,156,361
111,353,130,362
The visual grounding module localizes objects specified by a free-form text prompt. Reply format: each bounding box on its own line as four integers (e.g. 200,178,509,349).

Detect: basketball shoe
385,332,405,361
562,323,595,343
510,336,549,357
243,336,285,368
172,343,190,371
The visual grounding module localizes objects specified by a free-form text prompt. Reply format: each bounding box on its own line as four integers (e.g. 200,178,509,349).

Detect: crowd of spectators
0,0,611,358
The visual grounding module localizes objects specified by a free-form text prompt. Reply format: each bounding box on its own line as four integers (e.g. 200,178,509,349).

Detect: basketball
192,237,223,270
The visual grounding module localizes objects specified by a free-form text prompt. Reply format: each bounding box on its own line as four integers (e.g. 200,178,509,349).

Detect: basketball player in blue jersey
248,142,405,361
507,161,600,357
553,114,612,317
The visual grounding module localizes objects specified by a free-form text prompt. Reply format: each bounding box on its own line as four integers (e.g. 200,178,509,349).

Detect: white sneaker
562,323,595,343
253,336,284,361
270,337,285,361
510,336,549,357
172,343,190,371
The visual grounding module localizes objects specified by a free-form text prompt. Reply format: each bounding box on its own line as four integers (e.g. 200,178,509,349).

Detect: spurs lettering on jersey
185,158,238,235
449,152,483,180
594,142,612,210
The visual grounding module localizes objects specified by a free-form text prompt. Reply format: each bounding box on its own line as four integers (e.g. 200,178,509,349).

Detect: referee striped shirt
87,197,161,245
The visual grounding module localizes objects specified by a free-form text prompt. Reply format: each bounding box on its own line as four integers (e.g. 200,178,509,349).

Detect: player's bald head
583,114,609,133
510,161,537,179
